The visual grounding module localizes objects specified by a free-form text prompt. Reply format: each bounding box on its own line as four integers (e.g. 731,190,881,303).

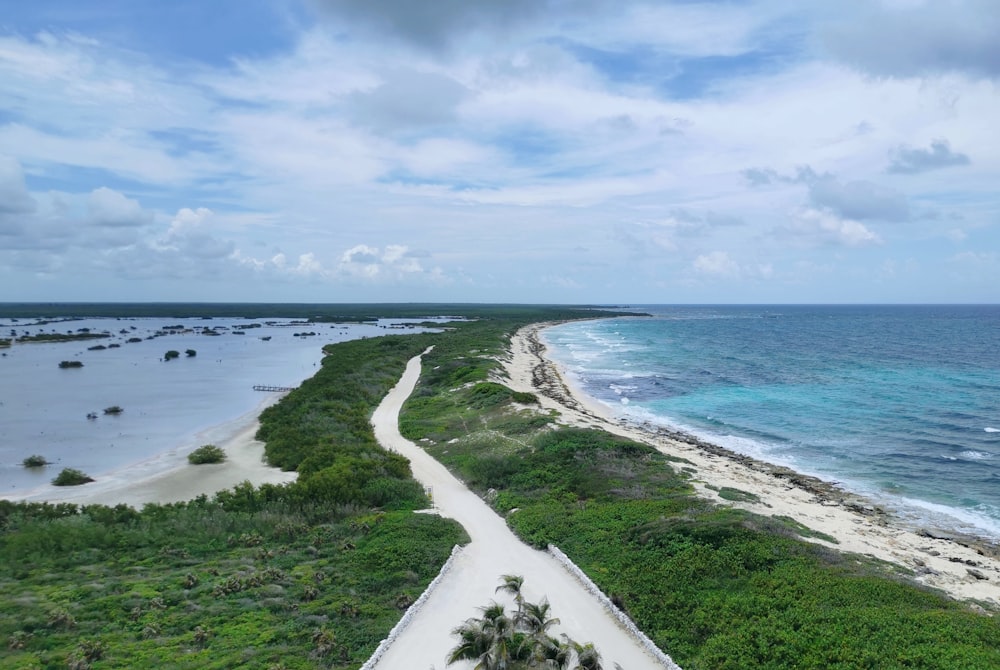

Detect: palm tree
520,599,560,638
496,574,526,613
449,602,534,670
571,641,604,670
447,576,609,670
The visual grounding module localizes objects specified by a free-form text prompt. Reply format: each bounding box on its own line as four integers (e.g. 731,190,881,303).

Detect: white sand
501,323,1000,607
4,397,297,508
369,350,675,670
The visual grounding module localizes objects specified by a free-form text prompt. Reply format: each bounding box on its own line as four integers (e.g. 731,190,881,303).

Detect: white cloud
693,251,739,277
87,187,152,227
0,156,37,215
784,208,882,247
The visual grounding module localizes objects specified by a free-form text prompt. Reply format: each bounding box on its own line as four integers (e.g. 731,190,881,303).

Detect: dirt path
369,351,676,670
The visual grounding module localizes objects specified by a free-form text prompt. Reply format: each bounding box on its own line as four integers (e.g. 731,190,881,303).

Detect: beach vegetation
2,305,994,669
185,348,197,357
188,444,226,465
448,575,604,669
397,315,1000,670
164,350,180,361
103,405,123,415
22,454,49,468
58,360,83,368
52,468,94,486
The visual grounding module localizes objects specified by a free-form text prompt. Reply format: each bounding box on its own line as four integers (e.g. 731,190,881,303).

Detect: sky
1,0,998,304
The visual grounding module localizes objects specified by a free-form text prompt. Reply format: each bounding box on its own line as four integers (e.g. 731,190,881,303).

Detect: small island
22,455,49,468
51,468,94,486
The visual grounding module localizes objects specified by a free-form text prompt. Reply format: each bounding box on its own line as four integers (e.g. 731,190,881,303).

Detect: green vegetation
103,406,124,415
448,575,604,669
187,445,226,465
22,455,49,468
0,316,478,669
164,350,180,361
58,360,84,369
398,315,1000,670
185,349,197,357
18,332,110,343
52,468,95,486
4,304,995,668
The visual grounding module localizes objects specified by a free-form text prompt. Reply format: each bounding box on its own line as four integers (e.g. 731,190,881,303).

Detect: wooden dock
253,384,296,392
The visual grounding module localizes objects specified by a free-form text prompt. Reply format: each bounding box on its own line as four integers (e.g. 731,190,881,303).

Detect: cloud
692,251,773,280
887,139,971,174
157,208,236,260
693,251,739,277
337,243,426,280
802,171,910,222
309,0,547,51
87,187,154,227
742,167,782,187
348,69,469,132
781,208,882,247
824,0,1000,78
0,156,37,215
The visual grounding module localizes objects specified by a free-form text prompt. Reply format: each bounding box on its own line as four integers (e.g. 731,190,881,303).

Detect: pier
253,384,297,392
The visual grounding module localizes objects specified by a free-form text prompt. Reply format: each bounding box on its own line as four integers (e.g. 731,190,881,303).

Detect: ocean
0,315,439,499
543,305,1000,540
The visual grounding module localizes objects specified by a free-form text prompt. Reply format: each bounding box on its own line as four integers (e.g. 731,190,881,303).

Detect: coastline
3,394,297,508
502,322,1000,606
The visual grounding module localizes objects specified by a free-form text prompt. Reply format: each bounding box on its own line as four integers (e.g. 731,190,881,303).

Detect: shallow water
0,316,428,497
544,305,1000,539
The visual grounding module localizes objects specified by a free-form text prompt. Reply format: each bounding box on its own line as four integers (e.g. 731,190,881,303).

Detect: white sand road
369,351,676,670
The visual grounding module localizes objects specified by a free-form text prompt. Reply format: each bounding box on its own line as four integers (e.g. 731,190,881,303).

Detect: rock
967,568,988,581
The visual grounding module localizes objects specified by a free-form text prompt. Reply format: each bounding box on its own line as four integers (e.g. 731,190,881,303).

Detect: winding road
368,351,677,670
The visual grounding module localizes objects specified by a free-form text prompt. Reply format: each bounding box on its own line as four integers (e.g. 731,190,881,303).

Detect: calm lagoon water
0,316,425,498
544,305,1000,539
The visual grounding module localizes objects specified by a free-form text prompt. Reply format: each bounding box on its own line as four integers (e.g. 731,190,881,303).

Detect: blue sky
1,0,998,303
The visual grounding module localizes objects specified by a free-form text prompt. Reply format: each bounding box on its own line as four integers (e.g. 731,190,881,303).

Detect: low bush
188,444,226,465
52,468,94,486
22,455,48,468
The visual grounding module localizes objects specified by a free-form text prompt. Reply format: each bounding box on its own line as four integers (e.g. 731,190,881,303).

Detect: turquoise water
0,316,438,498
544,306,1000,539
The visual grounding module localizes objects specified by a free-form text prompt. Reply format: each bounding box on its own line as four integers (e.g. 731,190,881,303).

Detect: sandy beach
4,396,297,508
499,322,1000,607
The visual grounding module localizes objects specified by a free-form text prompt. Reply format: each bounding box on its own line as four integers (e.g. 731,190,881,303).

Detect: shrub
164,350,180,361
52,468,94,486
103,405,123,415
22,454,48,468
58,360,84,368
185,349,197,357
511,390,538,404
188,444,226,465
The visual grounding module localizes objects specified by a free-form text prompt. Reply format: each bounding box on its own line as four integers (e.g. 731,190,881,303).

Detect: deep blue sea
544,305,1000,539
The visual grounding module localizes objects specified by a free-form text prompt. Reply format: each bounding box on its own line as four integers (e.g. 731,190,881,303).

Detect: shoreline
3,393,297,508
503,322,1000,606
